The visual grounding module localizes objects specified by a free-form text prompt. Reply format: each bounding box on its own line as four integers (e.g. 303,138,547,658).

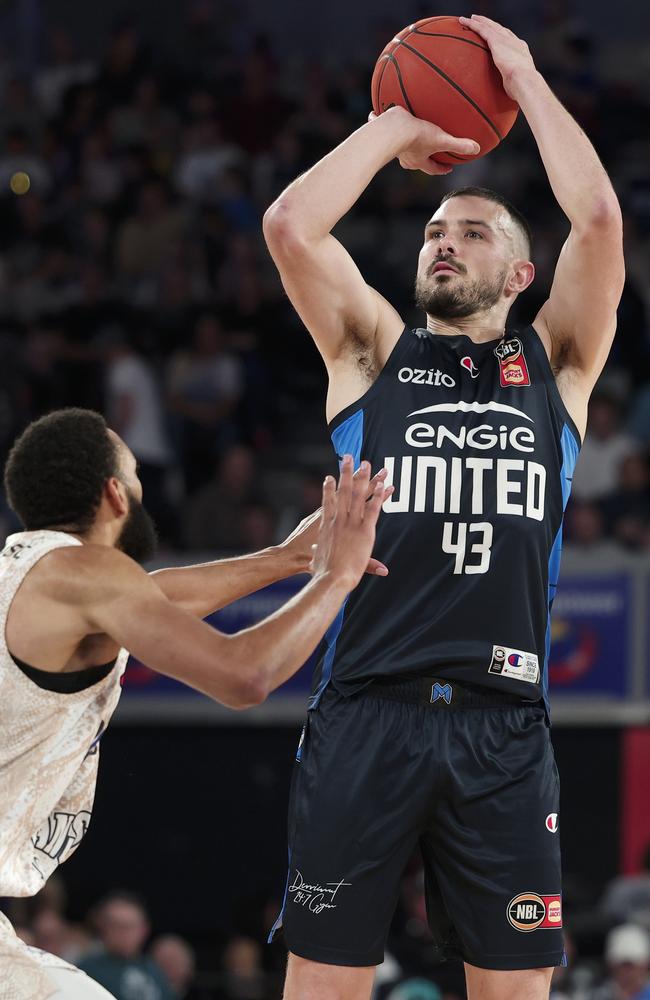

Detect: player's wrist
312,566,356,598
273,540,310,576
370,106,423,157
504,66,545,106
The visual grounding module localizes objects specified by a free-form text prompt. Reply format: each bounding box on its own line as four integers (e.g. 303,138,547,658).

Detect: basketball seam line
382,53,415,116
395,39,503,141
411,29,489,52
373,51,391,112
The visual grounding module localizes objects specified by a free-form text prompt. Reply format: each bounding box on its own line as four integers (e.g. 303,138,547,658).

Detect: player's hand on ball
459,15,535,100
369,106,479,175
310,456,391,589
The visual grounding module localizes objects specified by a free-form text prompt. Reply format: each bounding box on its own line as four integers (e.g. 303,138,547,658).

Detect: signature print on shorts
289,870,351,915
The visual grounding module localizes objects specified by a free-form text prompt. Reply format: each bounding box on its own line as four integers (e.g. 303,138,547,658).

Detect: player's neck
425,313,507,344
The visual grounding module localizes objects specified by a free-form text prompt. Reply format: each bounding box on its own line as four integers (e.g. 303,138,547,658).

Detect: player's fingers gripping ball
371,15,519,164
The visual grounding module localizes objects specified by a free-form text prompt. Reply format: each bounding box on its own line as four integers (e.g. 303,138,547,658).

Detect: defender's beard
414,266,508,320
117,489,158,564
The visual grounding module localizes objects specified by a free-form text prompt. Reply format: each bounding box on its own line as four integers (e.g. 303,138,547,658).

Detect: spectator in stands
149,934,199,999
600,454,650,550
102,326,178,543
214,935,270,1000
33,27,96,118
239,502,277,552
183,444,265,551
629,386,650,449
602,843,650,929
572,393,638,502
174,117,243,203
564,500,623,562
115,177,186,280
31,908,93,967
587,924,650,1000
79,891,174,1000
167,313,243,494
378,980,442,1000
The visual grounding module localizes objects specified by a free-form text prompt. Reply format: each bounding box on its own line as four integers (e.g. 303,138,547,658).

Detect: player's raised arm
75,459,387,709
262,108,479,373
462,15,624,400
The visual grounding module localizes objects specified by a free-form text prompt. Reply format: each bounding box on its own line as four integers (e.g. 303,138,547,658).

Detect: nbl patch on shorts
507,893,562,932
488,645,539,684
494,337,531,387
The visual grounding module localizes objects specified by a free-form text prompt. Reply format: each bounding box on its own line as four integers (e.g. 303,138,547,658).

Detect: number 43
442,522,493,575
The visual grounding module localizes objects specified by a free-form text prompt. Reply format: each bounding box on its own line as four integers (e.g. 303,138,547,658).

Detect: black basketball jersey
310,324,581,710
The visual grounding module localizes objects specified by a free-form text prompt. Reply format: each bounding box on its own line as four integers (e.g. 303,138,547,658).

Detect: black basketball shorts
270,677,564,970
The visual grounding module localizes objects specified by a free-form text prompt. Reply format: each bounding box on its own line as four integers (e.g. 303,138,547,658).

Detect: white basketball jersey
0,530,127,999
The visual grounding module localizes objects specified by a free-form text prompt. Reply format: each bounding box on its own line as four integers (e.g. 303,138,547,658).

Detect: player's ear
507,260,535,296
104,476,129,517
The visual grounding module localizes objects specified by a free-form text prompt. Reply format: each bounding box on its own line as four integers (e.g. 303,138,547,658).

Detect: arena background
1,0,649,997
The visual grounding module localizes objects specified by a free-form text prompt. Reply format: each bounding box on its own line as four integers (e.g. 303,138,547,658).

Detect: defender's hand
459,15,536,101
281,467,393,576
369,107,479,176
310,457,388,590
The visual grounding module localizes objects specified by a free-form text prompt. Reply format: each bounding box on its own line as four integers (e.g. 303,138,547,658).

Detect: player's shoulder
30,543,145,605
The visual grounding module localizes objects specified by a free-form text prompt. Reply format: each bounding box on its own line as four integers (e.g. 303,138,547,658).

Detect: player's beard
117,489,158,564
414,264,508,319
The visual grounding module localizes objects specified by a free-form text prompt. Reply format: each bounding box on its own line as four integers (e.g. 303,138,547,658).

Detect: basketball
371,16,519,164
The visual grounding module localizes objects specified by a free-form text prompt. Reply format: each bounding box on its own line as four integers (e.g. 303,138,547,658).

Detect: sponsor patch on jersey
507,893,562,932
494,337,531,387
546,812,559,833
488,644,539,683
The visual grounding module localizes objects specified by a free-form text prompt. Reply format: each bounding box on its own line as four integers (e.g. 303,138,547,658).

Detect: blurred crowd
0,1,647,553
8,843,650,1000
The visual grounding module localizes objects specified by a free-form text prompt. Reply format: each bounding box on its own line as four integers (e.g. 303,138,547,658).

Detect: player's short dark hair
4,408,119,532
439,186,533,258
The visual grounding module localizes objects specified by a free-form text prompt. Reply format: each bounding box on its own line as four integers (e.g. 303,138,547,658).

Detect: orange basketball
371,16,519,164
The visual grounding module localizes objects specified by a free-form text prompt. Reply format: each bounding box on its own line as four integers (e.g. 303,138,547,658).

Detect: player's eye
427,230,444,240
466,230,483,239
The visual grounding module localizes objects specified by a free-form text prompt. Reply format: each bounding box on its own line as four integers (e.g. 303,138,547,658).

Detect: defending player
0,407,390,999
263,16,624,1000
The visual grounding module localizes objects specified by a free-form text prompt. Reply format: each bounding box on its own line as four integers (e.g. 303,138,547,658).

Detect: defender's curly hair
4,408,119,532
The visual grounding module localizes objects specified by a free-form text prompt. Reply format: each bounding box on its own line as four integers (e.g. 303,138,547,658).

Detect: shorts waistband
364,675,540,709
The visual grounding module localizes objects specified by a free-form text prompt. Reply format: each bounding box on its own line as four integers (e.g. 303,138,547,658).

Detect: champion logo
546,813,559,833
460,356,480,379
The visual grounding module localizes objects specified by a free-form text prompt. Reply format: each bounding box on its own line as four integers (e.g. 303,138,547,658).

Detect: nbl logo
507,893,562,932
489,647,506,674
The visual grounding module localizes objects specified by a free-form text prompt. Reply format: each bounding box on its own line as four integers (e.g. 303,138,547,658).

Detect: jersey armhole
328,324,412,432
523,325,582,449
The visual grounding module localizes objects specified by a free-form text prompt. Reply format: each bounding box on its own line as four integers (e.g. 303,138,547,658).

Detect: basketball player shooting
263,15,624,1000
0,408,391,999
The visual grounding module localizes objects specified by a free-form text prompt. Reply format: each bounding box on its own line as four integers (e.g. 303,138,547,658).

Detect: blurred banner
548,575,632,696
117,566,650,724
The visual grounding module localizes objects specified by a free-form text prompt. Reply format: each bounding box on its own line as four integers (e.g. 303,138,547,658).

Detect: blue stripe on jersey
331,408,364,466
543,424,580,709
308,409,364,709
